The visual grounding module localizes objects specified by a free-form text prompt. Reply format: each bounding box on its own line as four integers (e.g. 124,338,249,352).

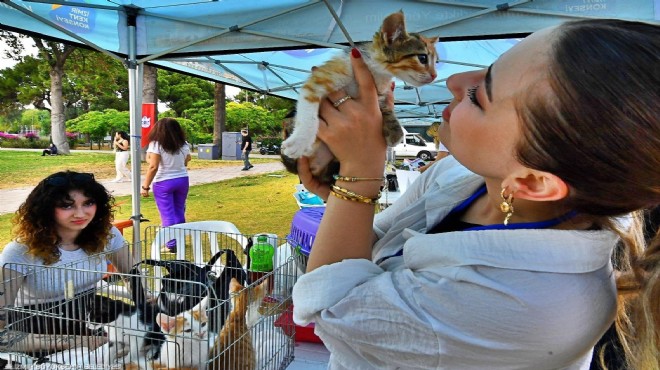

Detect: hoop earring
500,188,515,226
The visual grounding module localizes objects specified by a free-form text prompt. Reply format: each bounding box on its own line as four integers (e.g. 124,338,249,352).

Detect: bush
0,138,51,149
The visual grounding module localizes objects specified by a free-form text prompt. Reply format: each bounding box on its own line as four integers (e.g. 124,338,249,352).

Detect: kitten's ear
422,35,440,45
229,277,243,293
157,313,175,332
256,278,270,298
380,11,408,45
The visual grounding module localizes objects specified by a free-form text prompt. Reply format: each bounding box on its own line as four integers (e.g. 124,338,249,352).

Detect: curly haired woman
0,171,134,352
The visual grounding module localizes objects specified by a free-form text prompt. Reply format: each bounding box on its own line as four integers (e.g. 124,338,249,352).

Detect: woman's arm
106,242,134,275
302,49,386,272
0,268,24,330
141,152,161,197
0,268,107,352
185,153,192,166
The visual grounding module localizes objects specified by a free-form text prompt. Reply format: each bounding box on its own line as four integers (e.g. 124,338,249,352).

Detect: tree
33,38,77,154
225,101,282,137
157,70,214,116
1,32,129,154
232,90,295,113
0,56,48,116
67,109,129,149
65,49,128,113
20,109,50,136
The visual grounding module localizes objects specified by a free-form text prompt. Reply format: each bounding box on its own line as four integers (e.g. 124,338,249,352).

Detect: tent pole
126,12,143,261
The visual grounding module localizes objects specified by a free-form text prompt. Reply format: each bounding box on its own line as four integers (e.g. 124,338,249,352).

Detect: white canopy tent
1,0,657,249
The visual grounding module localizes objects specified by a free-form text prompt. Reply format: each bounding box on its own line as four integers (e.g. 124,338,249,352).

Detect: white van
392,128,438,161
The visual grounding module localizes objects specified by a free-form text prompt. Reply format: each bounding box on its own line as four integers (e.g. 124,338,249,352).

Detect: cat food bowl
288,207,326,271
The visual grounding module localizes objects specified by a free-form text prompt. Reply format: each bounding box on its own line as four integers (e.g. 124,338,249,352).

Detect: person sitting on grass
41,143,58,156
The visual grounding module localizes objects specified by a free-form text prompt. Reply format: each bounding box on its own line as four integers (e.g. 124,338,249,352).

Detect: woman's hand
297,156,331,201
316,48,387,178
140,187,150,197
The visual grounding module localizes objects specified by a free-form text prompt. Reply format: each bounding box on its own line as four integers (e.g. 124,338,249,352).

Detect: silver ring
332,95,352,108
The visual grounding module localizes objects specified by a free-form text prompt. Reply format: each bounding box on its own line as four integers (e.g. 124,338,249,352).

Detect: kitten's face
373,11,438,87
382,34,438,87
156,309,208,339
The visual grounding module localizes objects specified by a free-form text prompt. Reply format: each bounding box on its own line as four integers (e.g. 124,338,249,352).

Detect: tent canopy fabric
2,0,658,121
1,0,657,247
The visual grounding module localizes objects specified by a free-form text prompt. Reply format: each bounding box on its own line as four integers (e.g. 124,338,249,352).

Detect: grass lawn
0,149,274,189
0,149,303,248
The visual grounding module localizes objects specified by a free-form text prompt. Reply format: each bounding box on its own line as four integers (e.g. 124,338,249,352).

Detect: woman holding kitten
292,19,659,370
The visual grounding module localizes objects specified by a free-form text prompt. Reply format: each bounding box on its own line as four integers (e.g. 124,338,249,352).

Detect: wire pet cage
0,233,298,370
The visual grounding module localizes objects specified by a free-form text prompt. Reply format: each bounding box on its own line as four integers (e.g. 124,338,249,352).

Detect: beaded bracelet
330,184,381,205
330,190,380,205
333,174,385,182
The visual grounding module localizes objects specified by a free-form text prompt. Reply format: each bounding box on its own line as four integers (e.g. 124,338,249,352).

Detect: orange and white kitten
154,307,210,370
208,277,269,370
281,11,438,182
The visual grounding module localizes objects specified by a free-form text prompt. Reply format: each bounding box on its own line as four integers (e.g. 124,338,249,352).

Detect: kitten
155,308,211,370
281,11,438,184
208,278,269,370
88,273,166,366
206,249,248,334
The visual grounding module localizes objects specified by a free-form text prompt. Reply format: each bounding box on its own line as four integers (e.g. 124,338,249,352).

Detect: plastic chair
149,221,246,265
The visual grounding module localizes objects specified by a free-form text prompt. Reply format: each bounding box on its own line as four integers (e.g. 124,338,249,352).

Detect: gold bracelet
333,174,385,182
330,190,379,205
331,185,381,204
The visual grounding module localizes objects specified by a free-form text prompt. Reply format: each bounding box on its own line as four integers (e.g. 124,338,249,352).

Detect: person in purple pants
141,118,192,253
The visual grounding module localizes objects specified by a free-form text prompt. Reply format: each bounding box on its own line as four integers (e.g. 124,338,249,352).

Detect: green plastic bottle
250,235,274,272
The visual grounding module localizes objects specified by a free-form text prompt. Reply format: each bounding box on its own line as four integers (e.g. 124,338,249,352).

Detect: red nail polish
351,48,361,58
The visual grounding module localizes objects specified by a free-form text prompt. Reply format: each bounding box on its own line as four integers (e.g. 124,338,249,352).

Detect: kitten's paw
382,114,404,146
281,136,313,158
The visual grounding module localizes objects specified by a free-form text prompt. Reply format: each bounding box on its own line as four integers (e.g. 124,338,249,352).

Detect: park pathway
0,161,285,215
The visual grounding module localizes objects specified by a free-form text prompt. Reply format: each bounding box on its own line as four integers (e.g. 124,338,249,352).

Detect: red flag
141,103,156,148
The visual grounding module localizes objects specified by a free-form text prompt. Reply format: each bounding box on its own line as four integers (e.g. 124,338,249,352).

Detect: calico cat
281,11,438,184
107,306,209,370
205,249,248,334
208,278,269,370
88,272,166,366
154,307,211,370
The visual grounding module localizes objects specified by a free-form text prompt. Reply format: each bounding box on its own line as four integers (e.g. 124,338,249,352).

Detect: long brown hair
514,19,659,369
12,171,116,265
148,117,188,154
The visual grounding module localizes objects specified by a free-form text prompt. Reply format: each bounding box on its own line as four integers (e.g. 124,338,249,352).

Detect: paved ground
0,160,285,215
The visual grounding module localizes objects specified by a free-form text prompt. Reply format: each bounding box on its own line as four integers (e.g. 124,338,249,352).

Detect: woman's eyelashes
467,85,482,109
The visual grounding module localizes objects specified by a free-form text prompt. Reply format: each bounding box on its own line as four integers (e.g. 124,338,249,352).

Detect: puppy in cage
0,171,135,355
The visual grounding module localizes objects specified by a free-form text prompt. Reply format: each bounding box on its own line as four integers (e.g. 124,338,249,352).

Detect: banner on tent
141,103,155,148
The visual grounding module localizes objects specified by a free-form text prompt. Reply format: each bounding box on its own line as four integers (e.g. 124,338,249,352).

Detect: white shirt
292,156,618,370
0,227,126,305
146,141,190,183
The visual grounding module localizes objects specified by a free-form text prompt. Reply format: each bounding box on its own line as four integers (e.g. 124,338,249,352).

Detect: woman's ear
506,170,569,202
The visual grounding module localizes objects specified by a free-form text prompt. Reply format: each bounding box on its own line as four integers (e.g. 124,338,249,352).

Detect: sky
0,38,37,69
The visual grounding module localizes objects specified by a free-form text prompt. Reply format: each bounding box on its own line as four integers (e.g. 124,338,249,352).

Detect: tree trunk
213,82,226,148
142,64,158,161
38,41,75,155
143,64,158,106
49,63,69,154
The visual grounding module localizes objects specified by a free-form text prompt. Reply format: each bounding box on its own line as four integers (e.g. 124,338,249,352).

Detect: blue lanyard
376,185,577,264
